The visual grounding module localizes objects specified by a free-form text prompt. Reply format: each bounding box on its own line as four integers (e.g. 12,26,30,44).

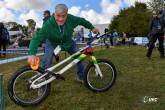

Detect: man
0,22,9,58
122,32,126,45
28,4,99,83
146,10,165,59
43,10,59,62
43,10,51,24
112,29,118,46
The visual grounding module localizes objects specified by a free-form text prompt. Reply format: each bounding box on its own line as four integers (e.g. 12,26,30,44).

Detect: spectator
76,32,81,42
88,31,92,41
110,31,114,46
112,29,118,46
28,4,99,83
122,32,126,45
146,10,165,59
0,22,9,58
43,10,59,62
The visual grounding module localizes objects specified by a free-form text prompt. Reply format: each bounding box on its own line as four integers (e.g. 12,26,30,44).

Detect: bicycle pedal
47,71,65,81
55,74,65,81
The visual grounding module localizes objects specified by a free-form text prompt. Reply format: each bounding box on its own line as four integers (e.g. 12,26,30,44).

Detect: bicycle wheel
8,66,51,106
84,59,117,92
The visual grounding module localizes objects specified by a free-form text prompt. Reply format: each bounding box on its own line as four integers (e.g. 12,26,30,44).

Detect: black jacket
43,16,51,24
150,17,165,34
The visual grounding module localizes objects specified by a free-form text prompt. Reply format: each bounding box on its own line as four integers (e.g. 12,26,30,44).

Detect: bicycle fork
90,56,103,78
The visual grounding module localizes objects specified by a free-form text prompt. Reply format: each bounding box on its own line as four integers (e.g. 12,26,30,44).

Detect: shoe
1,55,6,58
160,54,164,59
76,79,84,84
147,56,150,60
146,56,150,60
146,54,150,60
0,55,5,58
160,56,164,59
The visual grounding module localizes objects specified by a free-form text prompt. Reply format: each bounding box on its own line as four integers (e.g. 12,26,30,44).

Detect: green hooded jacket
29,14,95,55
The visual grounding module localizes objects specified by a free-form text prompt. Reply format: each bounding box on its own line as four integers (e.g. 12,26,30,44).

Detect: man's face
44,13,49,17
54,10,67,26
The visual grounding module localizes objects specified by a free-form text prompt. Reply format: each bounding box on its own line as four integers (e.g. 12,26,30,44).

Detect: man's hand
91,28,99,34
27,55,40,66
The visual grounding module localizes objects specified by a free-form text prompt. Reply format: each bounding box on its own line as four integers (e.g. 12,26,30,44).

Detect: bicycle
8,33,117,106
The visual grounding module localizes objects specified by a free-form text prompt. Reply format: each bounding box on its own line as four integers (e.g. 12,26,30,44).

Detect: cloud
0,0,52,27
101,0,121,18
0,7,16,22
4,0,54,11
68,0,149,25
68,6,81,16
68,0,121,24
18,10,42,27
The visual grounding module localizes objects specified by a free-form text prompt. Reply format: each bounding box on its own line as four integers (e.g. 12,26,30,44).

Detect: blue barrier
0,51,28,55
0,74,4,110
0,53,44,65
6,47,43,51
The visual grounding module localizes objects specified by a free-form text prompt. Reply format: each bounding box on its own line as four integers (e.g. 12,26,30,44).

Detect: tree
109,2,153,37
147,0,165,13
3,21,28,36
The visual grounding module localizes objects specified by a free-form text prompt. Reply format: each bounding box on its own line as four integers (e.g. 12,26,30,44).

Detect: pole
65,51,66,58
0,74,4,110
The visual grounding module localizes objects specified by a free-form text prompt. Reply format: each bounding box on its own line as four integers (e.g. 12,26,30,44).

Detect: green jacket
29,14,95,55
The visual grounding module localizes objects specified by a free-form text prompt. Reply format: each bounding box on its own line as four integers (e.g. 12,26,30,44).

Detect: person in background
109,31,114,46
122,32,126,45
0,22,9,58
88,30,93,41
76,32,81,42
43,10,60,62
28,4,99,83
146,10,165,59
112,29,118,46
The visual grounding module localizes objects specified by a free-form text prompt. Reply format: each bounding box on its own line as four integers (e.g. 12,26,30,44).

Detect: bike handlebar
87,33,109,45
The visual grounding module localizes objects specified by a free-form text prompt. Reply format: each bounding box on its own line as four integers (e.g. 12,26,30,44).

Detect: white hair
55,4,68,13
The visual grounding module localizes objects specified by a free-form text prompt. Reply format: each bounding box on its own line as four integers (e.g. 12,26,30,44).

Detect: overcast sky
0,0,148,28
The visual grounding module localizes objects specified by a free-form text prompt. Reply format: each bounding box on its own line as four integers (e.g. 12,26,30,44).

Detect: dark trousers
122,38,126,45
0,40,6,56
146,34,164,57
110,37,113,46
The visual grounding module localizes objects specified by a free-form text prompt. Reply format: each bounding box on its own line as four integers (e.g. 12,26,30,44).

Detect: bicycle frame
30,39,103,89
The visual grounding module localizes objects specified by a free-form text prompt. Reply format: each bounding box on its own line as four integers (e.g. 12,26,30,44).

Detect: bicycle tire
84,59,117,92
8,66,51,106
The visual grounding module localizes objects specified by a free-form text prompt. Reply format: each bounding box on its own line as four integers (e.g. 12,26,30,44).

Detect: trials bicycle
8,33,117,106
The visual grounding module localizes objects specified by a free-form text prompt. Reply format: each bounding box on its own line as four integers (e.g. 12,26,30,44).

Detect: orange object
30,60,39,70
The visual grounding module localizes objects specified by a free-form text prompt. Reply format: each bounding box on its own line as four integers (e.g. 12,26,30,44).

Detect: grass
1,44,165,110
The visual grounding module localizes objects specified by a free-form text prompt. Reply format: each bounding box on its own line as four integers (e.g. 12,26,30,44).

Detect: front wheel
8,66,51,106
84,59,117,92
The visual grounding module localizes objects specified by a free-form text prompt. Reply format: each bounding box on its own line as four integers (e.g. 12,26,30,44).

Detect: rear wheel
84,59,117,92
8,66,51,106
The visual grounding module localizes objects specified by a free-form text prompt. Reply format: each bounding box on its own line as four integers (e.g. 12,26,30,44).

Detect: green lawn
1,45,165,110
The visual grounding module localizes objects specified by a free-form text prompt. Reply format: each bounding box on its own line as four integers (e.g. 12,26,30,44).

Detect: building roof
74,24,109,35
